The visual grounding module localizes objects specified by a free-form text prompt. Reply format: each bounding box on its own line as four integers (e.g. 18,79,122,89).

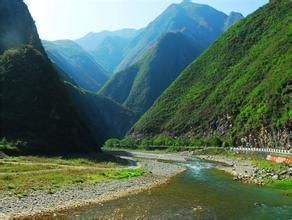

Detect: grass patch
0,162,58,173
252,159,288,171
2,153,128,168
0,168,144,195
0,153,143,195
103,169,145,179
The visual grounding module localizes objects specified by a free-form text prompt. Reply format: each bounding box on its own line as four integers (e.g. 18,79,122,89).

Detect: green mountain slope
116,1,243,72
65,83,137,143
0,0,43,54
76,29,140,73
0,0,97,153
130,0,291,148
91,36,132,73
224,12,246,30
100,32,202,114
43,40,108,92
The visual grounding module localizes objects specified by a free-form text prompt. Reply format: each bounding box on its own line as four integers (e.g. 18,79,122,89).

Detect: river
58,157,292,219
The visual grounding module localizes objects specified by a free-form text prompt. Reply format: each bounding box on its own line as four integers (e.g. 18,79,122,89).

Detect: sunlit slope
131,0,291,148
100,32,202,114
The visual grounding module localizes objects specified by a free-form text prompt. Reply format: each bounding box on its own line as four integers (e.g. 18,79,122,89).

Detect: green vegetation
104,135,227,152
1,153,128,168
250,156,291,195
116,1,242,72
0,138,20,155
0,46,97,153
0,163,57,173
203,150,292,195
43,40,108,92
0,0,97,154
253,159,288,171
0,0,44,54
0,155,143,195
268,179,292,194
0,168,143,196
66,83,138,141
131,0,291,148
103,169,144,179
76,29,138,73
100,32,202,113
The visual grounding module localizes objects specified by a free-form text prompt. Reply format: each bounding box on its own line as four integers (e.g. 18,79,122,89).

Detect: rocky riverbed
196,155,292,185
0,158,186,219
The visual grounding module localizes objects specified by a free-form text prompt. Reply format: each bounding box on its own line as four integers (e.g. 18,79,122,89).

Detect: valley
0,0,291,219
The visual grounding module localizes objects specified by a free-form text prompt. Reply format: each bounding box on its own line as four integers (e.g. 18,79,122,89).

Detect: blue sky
24,0,269,41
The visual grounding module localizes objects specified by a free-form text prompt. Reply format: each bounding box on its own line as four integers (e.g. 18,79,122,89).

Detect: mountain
130,0,290,148
76,29,140,74
0,0,43,54
43,40,108,92
65,83,137,143
91,36,132,73
0,0,97,153
76,28,138,52
100,32,202,114
100,2,242,114
116,1,243,72
224,12,245,30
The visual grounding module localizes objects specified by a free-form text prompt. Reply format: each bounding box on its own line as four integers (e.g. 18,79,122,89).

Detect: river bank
0,157,186,219
195,154,291,187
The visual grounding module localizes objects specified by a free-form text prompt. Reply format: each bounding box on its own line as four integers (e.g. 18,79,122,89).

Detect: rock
0,213,8,219
253,202,264,207
272,174,279,180
193,205,204,212
279,170,287,176
0,151,8,159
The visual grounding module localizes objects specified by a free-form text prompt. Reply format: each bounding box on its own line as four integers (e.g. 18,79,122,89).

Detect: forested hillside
130,0,291,148
100,32,201,113
66,83,137,143
116,0,243,72
100,1,242,114
43,40,108,92
0,0,97,153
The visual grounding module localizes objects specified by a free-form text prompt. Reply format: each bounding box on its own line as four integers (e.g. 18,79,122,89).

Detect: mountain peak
224,11,244,30
181,0,192,4
229,11,244,18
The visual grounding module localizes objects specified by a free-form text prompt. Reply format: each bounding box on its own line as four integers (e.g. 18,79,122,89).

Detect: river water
60,158,292,219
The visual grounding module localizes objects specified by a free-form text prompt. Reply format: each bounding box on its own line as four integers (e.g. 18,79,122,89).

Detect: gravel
195,155,291,185
0,158,186,218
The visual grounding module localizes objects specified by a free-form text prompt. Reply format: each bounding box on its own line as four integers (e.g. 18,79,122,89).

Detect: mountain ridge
130,0,290,148
115,1,243,72
100,32,202,114
43,39,108,92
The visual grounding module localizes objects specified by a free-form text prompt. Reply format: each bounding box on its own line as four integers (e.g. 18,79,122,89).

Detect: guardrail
230,147,292,155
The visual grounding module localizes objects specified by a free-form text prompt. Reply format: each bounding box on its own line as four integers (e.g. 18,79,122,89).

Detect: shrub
104,138,121,148
207,136,223,147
